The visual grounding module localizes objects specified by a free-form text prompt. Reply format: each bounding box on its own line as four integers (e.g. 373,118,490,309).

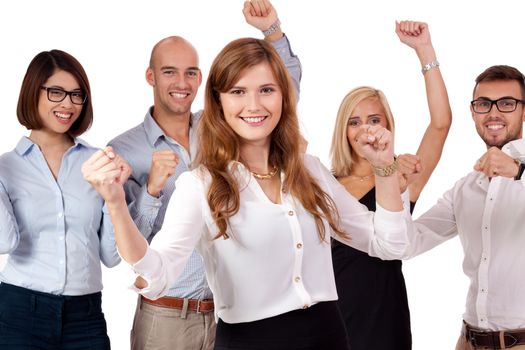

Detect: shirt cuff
374,203,406,232
271,34,296,59
140,186,163,206
130,247,162,299
373,203,409,258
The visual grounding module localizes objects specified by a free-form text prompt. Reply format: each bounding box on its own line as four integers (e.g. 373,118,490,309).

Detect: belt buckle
468,330,488,348
504,333,518,348
196,299,202,314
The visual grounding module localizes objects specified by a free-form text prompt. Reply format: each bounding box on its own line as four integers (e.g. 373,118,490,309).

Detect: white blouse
133,154,410,323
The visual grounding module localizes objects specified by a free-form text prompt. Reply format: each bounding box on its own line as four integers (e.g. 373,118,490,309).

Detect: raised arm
396,21,452,202
97,154,132,268
356,125,403,212
82,148,148,264
243,0,302,99
82,147,204,298
316,125,409,259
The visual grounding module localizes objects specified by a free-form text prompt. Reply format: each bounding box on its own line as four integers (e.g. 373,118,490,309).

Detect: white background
1,0,523,349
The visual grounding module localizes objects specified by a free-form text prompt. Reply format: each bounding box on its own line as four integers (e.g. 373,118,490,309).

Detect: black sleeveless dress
332,187,415,350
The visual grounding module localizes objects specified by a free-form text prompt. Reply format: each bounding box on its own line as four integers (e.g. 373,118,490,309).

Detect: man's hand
475,146,520,178
243,0,279,33
397,153,422,192
147,150,179,197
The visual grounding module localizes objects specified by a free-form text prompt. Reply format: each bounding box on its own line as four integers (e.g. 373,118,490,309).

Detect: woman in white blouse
83,37,409,349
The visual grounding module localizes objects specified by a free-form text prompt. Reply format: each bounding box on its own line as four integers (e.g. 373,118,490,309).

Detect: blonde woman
330,21,451,349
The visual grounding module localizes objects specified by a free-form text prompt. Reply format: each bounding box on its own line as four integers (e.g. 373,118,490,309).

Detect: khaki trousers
131,296,216,350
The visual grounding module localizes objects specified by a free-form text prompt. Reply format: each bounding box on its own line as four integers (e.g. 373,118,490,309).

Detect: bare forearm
417,44,452,131
107,200,148,264
375,171,403,212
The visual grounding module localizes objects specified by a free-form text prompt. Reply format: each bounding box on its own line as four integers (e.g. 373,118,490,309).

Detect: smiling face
471,79,525,148
219,62,282,147
346,97,389,158
37,69,83,136
147,37,202,119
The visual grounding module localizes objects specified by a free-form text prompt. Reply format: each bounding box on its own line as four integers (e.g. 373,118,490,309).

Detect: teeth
487,124,504,130
242,116,265,123
170,92,188,98
54,112,72,120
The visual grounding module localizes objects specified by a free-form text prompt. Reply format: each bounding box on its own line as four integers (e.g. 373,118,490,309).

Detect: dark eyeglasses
41,86,87,105
471,97,525,114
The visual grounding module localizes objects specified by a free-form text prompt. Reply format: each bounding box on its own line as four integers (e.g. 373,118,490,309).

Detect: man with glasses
107,1,301,349
402,65,525,350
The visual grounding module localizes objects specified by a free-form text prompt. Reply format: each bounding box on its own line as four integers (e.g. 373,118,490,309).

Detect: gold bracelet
373,159,398,177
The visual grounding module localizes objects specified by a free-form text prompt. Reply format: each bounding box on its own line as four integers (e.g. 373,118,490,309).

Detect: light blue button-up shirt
109,34,302,299
0,137,120,295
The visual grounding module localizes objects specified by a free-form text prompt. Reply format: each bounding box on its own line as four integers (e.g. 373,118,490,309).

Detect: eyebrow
160,66,200,71
475,95,516,100
230,83,278,89
47,85,82,91
349,114,381,119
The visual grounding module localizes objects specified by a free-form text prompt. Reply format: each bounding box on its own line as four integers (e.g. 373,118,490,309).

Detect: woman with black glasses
0,50,124,349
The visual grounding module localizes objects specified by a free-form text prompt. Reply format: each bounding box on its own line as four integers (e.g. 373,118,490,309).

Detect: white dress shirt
405,139,525,330
132,154,410,323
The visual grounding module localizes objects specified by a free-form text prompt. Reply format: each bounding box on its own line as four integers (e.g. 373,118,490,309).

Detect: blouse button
296,243,303,249
288,210,294,216
294,276,301,283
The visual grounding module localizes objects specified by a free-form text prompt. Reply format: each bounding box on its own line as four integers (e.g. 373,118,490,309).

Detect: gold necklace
251,165,279,180
349,173,374,182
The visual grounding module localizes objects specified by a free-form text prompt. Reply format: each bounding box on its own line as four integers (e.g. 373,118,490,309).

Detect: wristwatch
262,19,281,37
373,159,398,177
515,160,525,180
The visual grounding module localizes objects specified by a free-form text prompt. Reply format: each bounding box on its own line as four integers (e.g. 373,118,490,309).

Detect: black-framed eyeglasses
41,86,87,105
471,97,525,114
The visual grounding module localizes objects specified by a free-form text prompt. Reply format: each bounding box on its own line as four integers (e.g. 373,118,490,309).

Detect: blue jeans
0,282,110,349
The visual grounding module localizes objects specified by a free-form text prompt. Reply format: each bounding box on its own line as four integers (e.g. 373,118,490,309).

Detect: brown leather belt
464,322,525,349
141,295,214,313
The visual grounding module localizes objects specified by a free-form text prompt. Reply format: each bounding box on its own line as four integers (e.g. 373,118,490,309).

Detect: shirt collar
143,106,199,147
15,136,88,156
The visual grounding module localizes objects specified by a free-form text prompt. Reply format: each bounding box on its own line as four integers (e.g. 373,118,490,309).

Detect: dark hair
16,50,93,137
474,65,525,99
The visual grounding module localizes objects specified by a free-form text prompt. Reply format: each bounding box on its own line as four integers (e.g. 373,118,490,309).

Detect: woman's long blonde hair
197,38,344,240
330,86,395,177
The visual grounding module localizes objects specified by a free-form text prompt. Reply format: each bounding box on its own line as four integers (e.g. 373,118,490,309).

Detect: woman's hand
353,125,395,168
82,146,131,206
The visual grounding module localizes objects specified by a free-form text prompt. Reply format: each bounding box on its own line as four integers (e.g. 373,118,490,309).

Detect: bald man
108,1,301,349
